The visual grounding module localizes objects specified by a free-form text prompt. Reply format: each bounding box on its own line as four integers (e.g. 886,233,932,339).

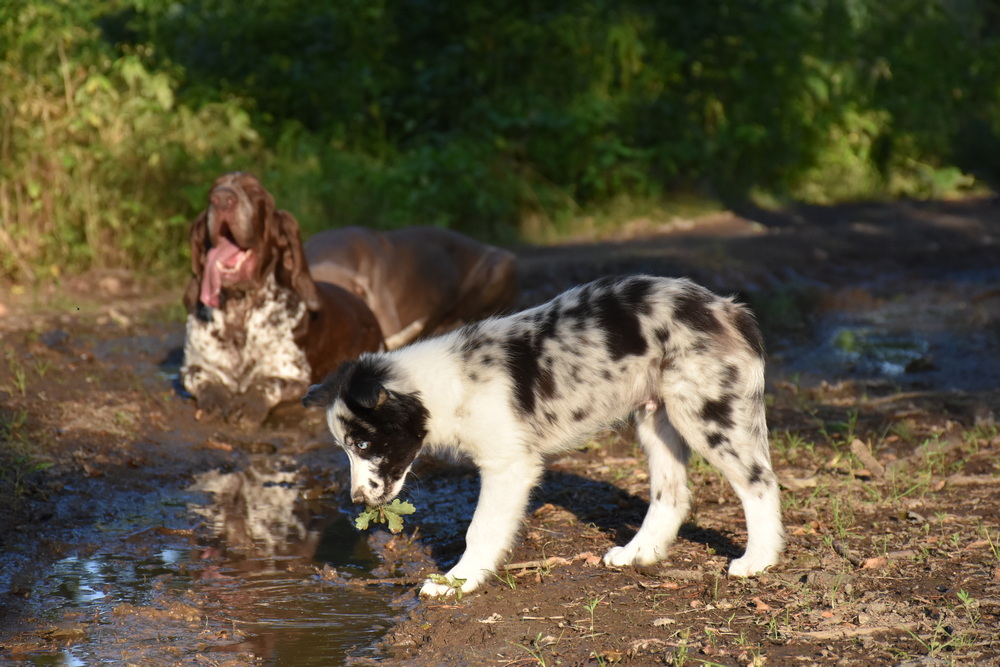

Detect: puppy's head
303,356,429,506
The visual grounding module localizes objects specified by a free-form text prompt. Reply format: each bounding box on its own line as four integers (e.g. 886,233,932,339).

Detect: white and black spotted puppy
303,274,784,597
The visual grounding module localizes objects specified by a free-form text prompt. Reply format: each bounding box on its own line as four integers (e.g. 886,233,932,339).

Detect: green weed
583,595,604,635
492,569,517,591
1,409,52,497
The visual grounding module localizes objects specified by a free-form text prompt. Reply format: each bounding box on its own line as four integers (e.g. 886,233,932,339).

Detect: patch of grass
492,569,517,591
980,527,1000,562
829,495,857,540
32,358,53,379
820,409,860,448
669,627,692,667
905,615,963,657
771,429,815,462
5,351,28,398
508,632,558,667
0,409,52,498
956,589,981,626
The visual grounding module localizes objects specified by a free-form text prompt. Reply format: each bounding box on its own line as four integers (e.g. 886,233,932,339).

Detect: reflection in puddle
28,459,398,666
830,327,932,376
190,460,330,562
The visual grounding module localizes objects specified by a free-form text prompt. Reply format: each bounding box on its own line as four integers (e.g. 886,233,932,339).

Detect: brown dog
305,226,518,349
182,173,383,423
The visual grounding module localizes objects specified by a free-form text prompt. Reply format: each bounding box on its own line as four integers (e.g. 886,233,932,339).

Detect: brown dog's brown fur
305,226,518,349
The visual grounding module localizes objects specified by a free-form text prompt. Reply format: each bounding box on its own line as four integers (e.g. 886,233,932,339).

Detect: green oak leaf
354,508,375,530
354,499,416,533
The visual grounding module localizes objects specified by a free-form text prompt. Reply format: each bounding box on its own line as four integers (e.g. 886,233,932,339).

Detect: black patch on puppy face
673,285,723,335
354,387,430,486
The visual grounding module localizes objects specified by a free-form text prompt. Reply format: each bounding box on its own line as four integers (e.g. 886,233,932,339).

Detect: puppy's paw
602,542,664,568
602,545,638,568
728,553,778,577
419,579,458,598
418,571,484,598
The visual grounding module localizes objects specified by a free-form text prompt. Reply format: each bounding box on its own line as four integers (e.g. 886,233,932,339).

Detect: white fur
315,276,784,597
182,274,310,409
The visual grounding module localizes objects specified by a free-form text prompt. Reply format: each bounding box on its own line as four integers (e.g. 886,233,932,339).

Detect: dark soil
2,197,1000,666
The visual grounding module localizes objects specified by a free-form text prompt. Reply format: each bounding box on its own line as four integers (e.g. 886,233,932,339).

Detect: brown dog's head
183,172,320,313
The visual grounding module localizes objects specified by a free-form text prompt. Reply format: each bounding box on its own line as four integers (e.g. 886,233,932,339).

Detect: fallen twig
342,576,426,587
850,438,885,480
832,540,865,568
945,474,1000,487
785,622,919,641
504,555,572,571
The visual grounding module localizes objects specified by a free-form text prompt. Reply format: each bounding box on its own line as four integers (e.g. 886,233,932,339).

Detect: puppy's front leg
420,456,543,597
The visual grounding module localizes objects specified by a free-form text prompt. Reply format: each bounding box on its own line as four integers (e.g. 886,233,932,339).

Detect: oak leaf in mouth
354,499,416,533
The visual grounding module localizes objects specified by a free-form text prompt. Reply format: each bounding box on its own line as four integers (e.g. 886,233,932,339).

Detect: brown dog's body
182,173,383,423
305,226,518,349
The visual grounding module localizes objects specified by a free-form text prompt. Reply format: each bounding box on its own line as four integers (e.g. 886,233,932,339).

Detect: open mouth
199,225,256,308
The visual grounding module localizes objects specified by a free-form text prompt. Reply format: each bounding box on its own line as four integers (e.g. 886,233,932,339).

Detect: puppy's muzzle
351,480,389,506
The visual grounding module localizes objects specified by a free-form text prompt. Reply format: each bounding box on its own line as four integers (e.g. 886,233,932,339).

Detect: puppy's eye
355,441,370,451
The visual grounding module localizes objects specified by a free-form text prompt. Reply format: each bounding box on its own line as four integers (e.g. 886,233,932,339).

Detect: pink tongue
200,237,244,308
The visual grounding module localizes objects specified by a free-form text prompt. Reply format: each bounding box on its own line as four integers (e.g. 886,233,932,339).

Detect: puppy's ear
302,359,361,408
353,384,390,410
302,382,333,408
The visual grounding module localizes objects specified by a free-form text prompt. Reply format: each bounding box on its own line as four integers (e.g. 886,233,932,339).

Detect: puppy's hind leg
666,391,783,576
603,407,691,567
420,455,544,598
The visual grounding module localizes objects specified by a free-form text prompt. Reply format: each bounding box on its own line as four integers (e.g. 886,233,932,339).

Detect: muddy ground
1,198,1000,666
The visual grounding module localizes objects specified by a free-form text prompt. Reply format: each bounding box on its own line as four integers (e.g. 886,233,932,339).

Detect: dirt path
2,198,999,666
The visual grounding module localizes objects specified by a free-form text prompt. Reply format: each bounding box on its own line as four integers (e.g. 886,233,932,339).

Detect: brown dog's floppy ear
183,210,209,313
274,210,322,312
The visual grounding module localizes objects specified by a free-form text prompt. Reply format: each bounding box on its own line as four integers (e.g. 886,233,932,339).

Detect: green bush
2,0,999,282
0,0,259,281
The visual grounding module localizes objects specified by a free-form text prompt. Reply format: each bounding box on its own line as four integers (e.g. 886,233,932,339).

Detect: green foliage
354,499,416,534
0,0,260,281
3,0,1000,281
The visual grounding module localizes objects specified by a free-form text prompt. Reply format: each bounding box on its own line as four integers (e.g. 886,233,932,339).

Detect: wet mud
2,197,1000,665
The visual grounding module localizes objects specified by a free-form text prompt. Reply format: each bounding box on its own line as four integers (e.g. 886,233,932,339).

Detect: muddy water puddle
771,267,1000,394
11,461,402,666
